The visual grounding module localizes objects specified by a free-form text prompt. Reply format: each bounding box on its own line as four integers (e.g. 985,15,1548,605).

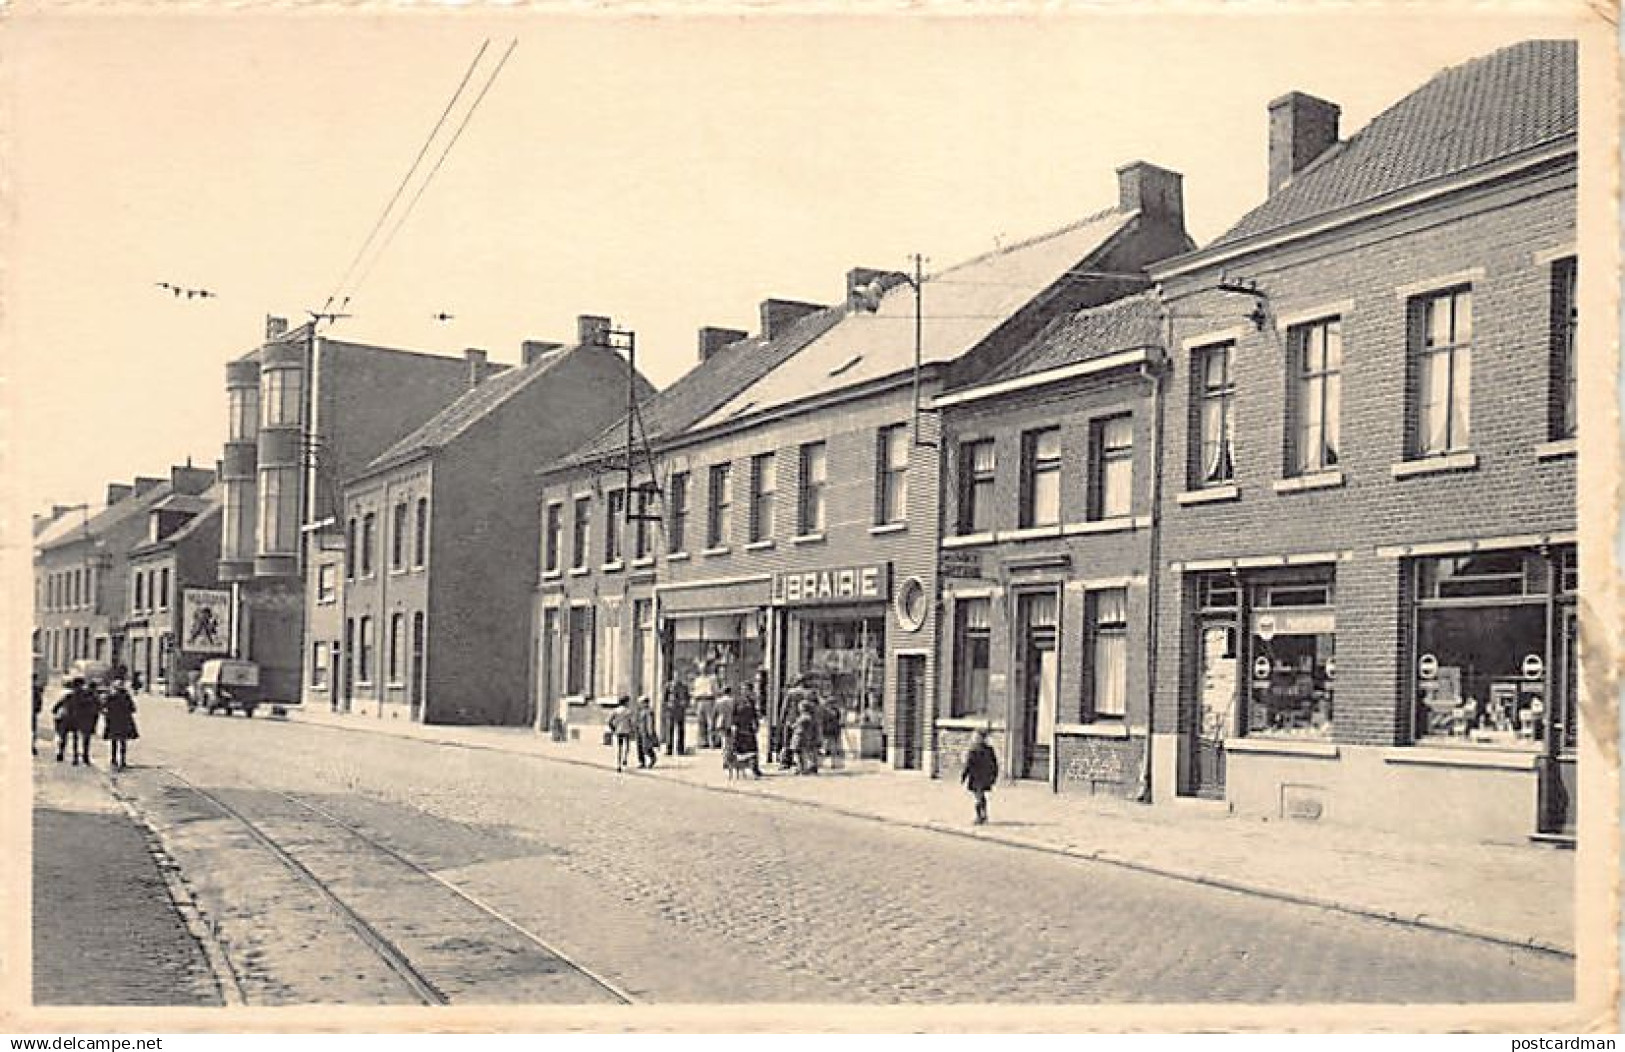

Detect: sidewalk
284,705,1575,957
33,749,226,1006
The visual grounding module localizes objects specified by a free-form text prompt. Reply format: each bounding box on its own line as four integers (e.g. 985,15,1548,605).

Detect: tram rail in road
156,768,636,1006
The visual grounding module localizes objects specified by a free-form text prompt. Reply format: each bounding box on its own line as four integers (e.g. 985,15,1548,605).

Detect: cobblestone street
39,698,1569,1007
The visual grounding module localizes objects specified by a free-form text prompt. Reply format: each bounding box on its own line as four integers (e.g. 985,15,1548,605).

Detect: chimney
133,476,165,497
52,503,75,519
846,268,910,311
1268,92,1340,195
265,315,289,341
522,340,564,366
697,326,748,362
577,315,611,347
1116,161,1185,226
106,483,132,505
759,299,825,340
464,348,490,387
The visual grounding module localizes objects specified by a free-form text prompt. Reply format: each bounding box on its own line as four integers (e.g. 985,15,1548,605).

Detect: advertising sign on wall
182,588,232,654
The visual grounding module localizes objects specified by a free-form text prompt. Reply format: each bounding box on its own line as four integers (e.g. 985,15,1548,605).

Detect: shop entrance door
1191,620,1237,799
1017,593,1058,781
895,654,924,770
1540,606,1579,837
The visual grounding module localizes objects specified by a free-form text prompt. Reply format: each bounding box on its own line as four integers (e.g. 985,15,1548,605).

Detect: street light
852,254,933,447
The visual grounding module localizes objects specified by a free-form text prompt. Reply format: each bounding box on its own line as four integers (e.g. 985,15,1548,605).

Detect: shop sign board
773,563,890,606
940,551,984,580
1522,653,1545,681
182,589,231,654
1252,655,1273,682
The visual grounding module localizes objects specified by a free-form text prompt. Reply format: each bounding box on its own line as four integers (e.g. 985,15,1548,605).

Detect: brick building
125,485,224,695
932,290,1175,795
34,464,216,678
1146,41,1578,842
322,323,650,725
535,161,1190,772
217,317,505,702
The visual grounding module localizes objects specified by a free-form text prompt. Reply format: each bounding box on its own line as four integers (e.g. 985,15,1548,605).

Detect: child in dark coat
960,728,999,825
102,681,139,771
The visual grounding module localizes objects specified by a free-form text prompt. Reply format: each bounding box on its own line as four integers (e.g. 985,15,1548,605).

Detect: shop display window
1413,551,1551,749
671,613,764,702
792,615,885,727
1246,580,1334,739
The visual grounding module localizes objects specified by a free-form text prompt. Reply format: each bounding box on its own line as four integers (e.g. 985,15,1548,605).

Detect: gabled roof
553,305,846,473
38,481,174,554
960,290,1164,390
362,345,570,479
690,208,1137,430
1211,39,1577,251
130,488,223,557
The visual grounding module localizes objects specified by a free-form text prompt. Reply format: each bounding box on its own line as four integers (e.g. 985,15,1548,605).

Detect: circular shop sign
1521,653,1545,681
1418,653,1439,680
1252,655,1273,681
895,576,929,633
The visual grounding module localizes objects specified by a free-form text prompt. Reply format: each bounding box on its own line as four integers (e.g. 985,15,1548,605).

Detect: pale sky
3,6,1594,519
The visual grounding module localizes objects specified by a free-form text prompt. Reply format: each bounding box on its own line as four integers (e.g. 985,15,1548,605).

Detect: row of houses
35,40,1580,845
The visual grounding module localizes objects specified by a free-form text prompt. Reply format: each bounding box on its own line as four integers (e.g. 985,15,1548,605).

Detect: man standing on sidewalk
692,662,717,750
662,675,689,756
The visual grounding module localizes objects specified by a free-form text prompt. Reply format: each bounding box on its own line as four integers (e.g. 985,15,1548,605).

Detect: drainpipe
1138,290,1172,803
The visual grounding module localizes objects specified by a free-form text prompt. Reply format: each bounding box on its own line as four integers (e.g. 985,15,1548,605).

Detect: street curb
96,769,247,1007
280,711,1576,961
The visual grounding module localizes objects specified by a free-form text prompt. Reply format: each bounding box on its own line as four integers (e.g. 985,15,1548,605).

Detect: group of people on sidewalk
33,673,140,770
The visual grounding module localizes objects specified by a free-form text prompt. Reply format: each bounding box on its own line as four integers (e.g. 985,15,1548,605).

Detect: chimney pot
522,340,564,366
265,315,289,341
697,326,748,362
758,299,825,340
1116,161,1185,226
133,476,164,496
104,484,132,506
1268,92,1340,195
577,315,612,347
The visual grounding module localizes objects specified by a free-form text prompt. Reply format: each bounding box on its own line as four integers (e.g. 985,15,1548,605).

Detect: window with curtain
876,424,909,524
605,489,625,564
749,453,776,542
391,501,408,570
1021,427,1061,527
953,598,991,717
668,473,689,554
1551,258,1578,441
572,496,591,569
1088,589,1128,719
1412,288,1472,456
414,497,428,568
543,502,562,573
707,463,732,548
958,439,996,534
798,442,827,534
362,512,377,576
1194,344,1236,486
1288,318,1343,475
358,616,374,683
388,613,404,684
1091,416,1134,520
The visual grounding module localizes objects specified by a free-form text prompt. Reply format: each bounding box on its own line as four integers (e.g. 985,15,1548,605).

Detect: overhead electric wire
321,40,494,315
347,38,518,302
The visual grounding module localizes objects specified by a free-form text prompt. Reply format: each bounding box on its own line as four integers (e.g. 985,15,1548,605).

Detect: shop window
707,463,732,548
1089,416,1133,520
414,497,428,569
671,613,763,704
1412,552,1549,748
543,502,562,574
605,489,625,564
1020,427,1061,528
566,605,594,696
1086,590,1128,719
1192,343,1236,487
1247,579,1335,739
391,501,408,570
876,424,909,524
572,496,591,569
793,615,885,730
1287,317,1342,475
311,641,330,689
1410,287,1473,457
345,517,357,580
957,438,996,534
361,512,377,577
358,615,374,684
952,598,991,717
317,563,337,604
798,442,827,534
1550,258,1578,441
750,452,776,542
668,472,690,554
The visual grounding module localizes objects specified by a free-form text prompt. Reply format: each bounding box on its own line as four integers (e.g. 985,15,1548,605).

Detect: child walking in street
607,697,637,773
961,727,999,825
102,679,139,771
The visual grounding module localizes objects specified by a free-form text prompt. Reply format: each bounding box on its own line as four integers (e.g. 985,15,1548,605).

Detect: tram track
155,767,634,1006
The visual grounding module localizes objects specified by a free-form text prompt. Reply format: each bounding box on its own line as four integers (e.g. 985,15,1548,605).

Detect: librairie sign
773,563,891,606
